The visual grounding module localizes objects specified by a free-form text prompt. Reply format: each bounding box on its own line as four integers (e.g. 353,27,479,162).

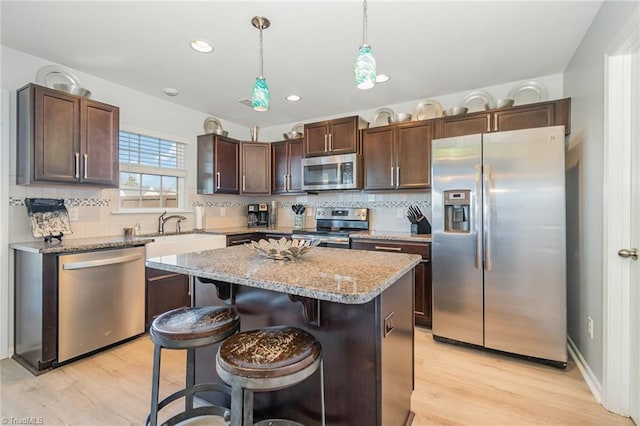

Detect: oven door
291,233,350,249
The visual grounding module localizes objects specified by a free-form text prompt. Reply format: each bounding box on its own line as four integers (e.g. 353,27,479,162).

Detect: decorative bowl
391,112,412,123
495,98,515,109
53,83,91,98
212,128,229,137
444,106,468,116
248,238,320,260
283,131,303,139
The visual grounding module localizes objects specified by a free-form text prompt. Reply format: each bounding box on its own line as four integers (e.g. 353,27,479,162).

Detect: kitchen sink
145,233,226,258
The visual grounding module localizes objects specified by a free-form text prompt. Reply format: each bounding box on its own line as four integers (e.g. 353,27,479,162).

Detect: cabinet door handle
493,115,498,132
242,175,246,191
375,246,402,252
232,239,252,245
329,133,332,151
75,153,80,178
487,116,491,133
83,154,88,179
284,174,288,191
324,134,328,152
396,166,400,187
391,167,394,186
216,172,221,189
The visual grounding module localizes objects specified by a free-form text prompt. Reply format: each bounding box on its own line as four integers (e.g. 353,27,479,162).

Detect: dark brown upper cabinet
241,141,270,195
197,134,239,194
17,83,119,187
435,98,571,139
363,121,434,190
303,116,368,157
272,138,304,194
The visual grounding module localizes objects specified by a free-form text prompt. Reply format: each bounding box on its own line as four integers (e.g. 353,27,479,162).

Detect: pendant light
354,0,376,90
251,16,270,111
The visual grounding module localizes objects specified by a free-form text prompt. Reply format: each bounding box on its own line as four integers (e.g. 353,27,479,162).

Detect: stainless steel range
291,207,368,248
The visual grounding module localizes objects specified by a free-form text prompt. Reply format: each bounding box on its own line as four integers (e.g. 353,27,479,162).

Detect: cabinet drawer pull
74,153,80,178
232,239,251,244
216,172,221,189
374,246,402,252
242,175,246,191
83,154,88,179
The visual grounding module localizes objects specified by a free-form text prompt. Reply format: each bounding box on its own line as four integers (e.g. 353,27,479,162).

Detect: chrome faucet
158,211,187,234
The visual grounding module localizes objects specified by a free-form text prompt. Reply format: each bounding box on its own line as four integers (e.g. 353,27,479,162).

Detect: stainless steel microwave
301,153,362,191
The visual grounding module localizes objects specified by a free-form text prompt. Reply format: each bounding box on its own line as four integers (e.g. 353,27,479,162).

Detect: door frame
1,89,10,359
602,8,639,416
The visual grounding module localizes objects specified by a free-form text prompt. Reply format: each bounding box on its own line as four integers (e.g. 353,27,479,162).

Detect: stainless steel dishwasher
57,246,145,363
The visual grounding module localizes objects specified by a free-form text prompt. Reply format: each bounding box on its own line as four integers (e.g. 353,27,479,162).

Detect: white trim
120,123,188,145
568,336,603,403
1,89,11,359
602,8,639,416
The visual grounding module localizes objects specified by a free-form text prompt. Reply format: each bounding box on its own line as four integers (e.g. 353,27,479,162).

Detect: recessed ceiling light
163,88,179,97
285,94,301,101
190,40,214,53
376,74,390,83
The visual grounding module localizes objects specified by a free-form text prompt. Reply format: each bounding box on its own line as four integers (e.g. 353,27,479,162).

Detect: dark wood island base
193,271,415,426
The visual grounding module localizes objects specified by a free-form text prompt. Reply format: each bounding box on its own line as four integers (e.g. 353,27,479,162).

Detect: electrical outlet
587,316,594,339
67,207,79,221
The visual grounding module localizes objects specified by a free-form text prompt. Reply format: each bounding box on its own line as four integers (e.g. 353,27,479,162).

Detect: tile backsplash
8,177,431,243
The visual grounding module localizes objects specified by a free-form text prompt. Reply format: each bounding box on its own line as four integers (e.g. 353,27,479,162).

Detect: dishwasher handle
62,253,143,270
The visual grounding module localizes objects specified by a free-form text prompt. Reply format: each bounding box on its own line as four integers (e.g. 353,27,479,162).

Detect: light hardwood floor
1,328,633,425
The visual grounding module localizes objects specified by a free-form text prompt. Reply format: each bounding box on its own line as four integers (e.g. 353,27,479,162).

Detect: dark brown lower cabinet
351,239,432,327
146,267,190,328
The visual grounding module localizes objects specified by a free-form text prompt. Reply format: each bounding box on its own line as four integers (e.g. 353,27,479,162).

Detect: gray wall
563,0,639,382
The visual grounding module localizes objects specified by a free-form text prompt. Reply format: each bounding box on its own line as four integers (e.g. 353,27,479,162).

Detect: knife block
411,218,431,235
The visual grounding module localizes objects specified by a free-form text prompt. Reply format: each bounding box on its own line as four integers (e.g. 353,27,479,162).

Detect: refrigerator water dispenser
443,190,471,233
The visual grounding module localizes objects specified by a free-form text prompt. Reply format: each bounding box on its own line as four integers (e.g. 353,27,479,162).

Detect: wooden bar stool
216,326,325,426
146,306,240,426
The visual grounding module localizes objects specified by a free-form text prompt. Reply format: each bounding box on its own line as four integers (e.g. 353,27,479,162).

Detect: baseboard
567,336,603,403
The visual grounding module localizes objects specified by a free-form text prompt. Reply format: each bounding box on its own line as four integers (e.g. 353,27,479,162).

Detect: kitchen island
146,244,421,426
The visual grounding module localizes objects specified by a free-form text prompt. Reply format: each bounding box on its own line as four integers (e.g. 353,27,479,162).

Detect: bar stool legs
145,306,240,426
217,326,326,426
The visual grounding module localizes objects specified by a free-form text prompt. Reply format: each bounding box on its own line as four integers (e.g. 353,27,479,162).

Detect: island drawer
351,239,430,259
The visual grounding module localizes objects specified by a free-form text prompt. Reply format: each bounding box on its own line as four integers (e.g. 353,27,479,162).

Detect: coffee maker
247,203,269,227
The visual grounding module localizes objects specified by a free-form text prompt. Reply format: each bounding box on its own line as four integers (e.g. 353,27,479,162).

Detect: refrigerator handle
475,164,482,269
483,164,492,271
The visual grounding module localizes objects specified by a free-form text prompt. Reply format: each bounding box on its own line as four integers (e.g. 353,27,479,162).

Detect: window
118,129,186,210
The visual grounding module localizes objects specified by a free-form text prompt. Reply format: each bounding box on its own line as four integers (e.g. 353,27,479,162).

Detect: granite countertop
199,226,302,236
10,235,154,254
349,230,432,243
202,227,432,242
146,245,421,304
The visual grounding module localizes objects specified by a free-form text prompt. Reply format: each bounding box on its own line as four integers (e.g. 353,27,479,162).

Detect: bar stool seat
216,326,325,426
146,306,240,426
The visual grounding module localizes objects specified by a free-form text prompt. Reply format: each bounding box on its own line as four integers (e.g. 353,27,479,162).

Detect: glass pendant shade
251,76,270,111
355,45,376,90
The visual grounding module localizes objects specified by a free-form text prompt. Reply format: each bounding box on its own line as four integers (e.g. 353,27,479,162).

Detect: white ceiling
1,1,602,128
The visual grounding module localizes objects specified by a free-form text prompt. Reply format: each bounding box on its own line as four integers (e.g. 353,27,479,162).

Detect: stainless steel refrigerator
431,125,567,366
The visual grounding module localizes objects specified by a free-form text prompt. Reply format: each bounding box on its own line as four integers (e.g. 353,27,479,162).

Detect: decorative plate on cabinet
35,65,82,89
412,99,443,120
507,81,548,105
370,108,395,127
459,90,495,112
203,116,223,134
